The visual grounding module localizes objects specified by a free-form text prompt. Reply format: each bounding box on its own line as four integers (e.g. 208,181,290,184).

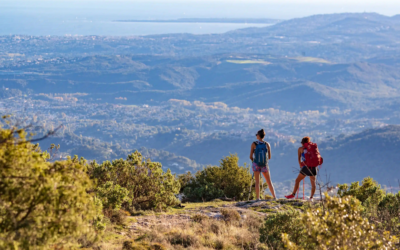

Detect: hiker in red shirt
285,137,323,201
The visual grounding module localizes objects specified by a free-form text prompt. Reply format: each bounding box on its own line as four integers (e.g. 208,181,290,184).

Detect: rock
250,201,269,207
236,201,252,207
204,212,224,219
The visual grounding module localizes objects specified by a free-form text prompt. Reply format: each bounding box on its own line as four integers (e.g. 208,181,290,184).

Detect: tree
89,152,180,211
183,154,254,201
0,127,100,249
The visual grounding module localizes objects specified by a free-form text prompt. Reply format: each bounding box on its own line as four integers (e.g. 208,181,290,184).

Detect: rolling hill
2,53,400,112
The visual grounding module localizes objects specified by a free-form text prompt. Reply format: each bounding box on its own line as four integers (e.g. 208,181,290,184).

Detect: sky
2,0,399,19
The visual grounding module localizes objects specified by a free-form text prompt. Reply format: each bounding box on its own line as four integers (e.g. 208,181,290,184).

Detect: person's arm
267,142,272,160
250,143,255,162
298,147,303,168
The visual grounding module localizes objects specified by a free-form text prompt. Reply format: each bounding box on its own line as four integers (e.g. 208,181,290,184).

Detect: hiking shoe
308,197,314,202
285,194,295,199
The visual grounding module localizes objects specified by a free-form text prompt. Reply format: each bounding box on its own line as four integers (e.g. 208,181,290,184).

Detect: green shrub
89,152,180,211
379,192,400,216
259,210,307,249
96,181,131,211
338,177,385,216
0,127,100,249
177,171,195,193
282,195,397,250
378,192,400,237
183,181,224,201
182,154,253,201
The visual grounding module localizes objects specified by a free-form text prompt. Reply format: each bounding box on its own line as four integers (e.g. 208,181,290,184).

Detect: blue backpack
254,141,269,167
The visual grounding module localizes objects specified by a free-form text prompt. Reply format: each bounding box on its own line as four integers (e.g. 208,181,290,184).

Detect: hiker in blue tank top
250,129,277,200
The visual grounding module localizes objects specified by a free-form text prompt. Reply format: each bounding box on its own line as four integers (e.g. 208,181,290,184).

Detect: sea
0,1,271,36
0,1,397,37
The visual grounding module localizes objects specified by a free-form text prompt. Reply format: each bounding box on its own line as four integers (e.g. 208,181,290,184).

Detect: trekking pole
303,180,305,199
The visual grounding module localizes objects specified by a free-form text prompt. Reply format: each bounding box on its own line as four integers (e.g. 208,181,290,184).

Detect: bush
379,192,400,216
378,192,400,237
339,177,400,238
192,213,209,223
183,154,253,201
89,152,180,211
259,210,307,249
177,171,195,193
220,208,241,222
282,195,397,250
109,210,130,225
122,240,166,250
96,181,131,211
183,181,224,201
338,177,385,216
0,127,100,249
166,231,199,247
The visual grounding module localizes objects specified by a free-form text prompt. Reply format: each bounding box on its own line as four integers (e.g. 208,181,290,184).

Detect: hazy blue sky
2,0,399,19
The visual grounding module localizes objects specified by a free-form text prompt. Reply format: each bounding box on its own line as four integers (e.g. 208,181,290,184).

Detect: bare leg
262,171,277,199
255,171,260,200
291,174,306,195
310,176,316,198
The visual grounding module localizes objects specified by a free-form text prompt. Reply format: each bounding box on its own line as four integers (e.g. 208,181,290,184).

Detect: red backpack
303,142,323,167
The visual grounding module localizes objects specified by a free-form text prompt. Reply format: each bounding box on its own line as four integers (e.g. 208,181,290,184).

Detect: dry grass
133,211,266,250
220,208,241,222
85,201,273,249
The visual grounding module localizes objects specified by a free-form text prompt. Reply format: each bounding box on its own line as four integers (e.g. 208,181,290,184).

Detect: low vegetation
88,152,181,211
0,126,102,249
181,154,262,201
282,195,397,249
259,210,306,249
128,209,265,250
1,124,399,249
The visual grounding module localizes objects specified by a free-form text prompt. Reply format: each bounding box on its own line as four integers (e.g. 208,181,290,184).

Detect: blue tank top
301,149,307,163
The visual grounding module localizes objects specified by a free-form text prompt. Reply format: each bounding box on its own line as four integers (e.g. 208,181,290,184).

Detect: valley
1,12,400,187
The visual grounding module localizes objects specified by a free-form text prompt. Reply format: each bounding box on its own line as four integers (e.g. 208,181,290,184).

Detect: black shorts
300,166,318,176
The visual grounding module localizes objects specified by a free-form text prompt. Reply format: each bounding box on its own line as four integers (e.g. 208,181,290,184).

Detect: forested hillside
320,125,400,184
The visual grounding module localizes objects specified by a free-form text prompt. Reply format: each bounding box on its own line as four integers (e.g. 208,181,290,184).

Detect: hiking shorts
252,162,269,173
300,166,318,176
